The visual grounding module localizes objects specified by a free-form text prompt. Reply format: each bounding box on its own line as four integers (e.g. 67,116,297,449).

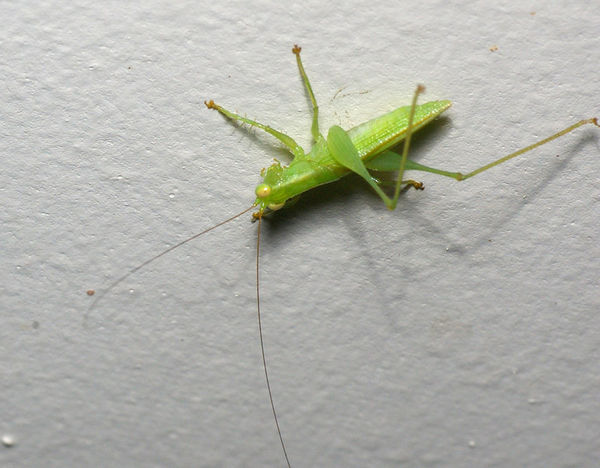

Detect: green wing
327,125,390,203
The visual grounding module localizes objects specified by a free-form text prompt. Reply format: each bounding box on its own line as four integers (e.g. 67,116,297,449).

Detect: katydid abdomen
347,100,451,161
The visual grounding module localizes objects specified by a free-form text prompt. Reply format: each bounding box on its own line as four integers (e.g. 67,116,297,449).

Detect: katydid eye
255,184,271,198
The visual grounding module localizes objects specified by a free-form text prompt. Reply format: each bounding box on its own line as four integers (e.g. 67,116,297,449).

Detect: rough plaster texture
1,1,599,467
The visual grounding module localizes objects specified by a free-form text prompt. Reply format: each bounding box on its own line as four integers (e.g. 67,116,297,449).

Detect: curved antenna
256,214,291,468
85,205,256,323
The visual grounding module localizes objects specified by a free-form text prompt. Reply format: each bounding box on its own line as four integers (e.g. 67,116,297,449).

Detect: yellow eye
255,183,271,198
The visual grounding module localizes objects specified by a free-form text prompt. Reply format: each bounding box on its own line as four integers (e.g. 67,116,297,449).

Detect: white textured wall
2,1,599,467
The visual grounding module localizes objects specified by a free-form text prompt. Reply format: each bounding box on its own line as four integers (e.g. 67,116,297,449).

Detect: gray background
2,1,599,467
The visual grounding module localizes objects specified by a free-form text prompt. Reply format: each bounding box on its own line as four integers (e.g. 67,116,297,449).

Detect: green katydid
88,45,598,468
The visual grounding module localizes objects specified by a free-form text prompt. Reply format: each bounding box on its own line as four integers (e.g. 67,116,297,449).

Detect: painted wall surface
2,2,599,467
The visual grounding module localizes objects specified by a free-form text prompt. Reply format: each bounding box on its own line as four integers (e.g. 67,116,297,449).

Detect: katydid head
254,160,287,212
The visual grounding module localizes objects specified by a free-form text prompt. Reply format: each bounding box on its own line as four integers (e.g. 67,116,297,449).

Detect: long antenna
256,214,291,468
85,205,256,323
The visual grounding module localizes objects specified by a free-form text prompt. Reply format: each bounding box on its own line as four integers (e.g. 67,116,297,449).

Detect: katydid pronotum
88,45,598,467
